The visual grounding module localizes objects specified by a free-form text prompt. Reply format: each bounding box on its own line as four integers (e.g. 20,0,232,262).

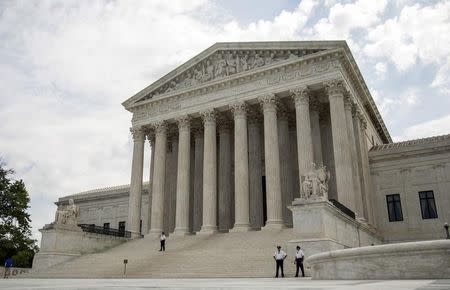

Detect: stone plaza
30,41,450,279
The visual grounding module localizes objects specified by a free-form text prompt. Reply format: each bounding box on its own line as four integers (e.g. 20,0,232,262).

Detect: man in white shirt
273,245,287,278
159,232,166,251
295,245,305,277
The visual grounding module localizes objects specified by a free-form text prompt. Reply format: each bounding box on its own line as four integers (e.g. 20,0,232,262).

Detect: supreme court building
58,41,450,243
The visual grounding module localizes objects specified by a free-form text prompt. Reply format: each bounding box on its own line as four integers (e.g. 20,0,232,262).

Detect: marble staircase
28,229,301,278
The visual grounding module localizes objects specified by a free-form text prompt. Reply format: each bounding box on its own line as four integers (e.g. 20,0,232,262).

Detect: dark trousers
295,258,305,277
275,259,284,277
160,240,165,251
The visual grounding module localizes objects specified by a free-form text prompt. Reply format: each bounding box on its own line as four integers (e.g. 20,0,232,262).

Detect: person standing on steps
273,245,287,278
294,245,305,277
4,257,13,278
159,232,166,251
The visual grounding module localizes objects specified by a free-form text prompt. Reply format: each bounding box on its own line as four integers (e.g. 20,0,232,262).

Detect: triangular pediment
123,41,347,109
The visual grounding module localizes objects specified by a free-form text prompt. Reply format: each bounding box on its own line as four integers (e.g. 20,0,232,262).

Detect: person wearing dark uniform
4,257,13,279
159,232,166,251
295,245,305,277
273,246,287,278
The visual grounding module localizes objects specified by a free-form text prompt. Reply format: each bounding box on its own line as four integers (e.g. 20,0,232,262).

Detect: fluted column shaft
260,95,284,229
174,116,191,234
200,110,218,233
231,102,251,231
248,114,264,229
291,88,314,197
344,97,364,218
128,128,145,238
325,80,355,211
278,108,293,227
218,120,232,231
149,122,168,235
193,129,204,232
146,135,155,234
310,100,323,165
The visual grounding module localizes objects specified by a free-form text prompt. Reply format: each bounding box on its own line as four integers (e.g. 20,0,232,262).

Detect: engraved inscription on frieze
138,49,325,102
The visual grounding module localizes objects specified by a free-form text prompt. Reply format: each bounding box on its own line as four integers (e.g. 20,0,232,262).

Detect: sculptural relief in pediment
138,48,325,102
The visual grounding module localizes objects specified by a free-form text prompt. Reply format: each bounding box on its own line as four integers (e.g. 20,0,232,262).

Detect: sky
0,0,449,242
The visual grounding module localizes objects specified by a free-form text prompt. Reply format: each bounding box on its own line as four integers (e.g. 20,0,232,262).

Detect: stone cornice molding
290,87,310,107
324,79,346,97
130,127,145,142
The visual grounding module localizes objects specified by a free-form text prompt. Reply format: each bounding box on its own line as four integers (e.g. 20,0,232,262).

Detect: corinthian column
218,117,232,231
128,127,145,238
199,109,218,234
310,99,323,165
192,128,204,232
259,94,284,229
324,79,355,211
146,133,155,234
291,87,314,198
344,96,363,218
174,116,191,235
149,121,168,235
230,102,251,231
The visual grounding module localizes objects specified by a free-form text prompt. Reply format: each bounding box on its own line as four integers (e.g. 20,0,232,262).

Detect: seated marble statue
301,163,330,200
54,198,80,226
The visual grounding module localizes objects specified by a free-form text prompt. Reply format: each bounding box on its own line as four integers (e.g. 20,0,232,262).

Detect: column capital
355,110,368,129
200,109,217,125
324,79,346,97
230,101,248,119
290,87,310,106
277,103,289,120
130,127,145,141
344,94,354,111
258,93,278,112
192,126,204,138
248,108,262,125
176,115,191,132
151,121,168,136
146,132,155,145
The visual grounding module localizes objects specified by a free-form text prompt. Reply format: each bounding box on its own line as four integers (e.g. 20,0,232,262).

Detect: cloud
393,114,450,141
375,62,387,79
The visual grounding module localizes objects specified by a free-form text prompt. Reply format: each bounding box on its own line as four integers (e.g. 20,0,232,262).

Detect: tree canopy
0,161,38,268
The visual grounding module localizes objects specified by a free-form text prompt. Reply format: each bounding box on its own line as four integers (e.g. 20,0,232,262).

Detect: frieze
131,58,341,125
138,48,325,102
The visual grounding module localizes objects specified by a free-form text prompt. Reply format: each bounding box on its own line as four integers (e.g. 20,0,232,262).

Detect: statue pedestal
287,198,382,276
32,224,83,272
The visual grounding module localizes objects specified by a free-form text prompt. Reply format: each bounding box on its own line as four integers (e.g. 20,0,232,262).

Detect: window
103,223,110,229
419,191,438,219
386,194,403,222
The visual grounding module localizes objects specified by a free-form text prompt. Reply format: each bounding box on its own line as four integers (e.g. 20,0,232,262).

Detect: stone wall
307,239,450,279
369,136,450,242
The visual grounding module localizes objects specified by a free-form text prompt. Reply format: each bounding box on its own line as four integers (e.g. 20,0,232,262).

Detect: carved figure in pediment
203,60,214,82
165,80,177,93
252,53,265,69
225,53,237,76
193,66,203,84
181,72,192,88
240,54,248,71
215,55,227,78
264,52,275,65
288,50,298,60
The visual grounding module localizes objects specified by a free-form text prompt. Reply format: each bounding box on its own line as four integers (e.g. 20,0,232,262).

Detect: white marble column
248,111,264,229
174,116,191,235
149,121,168,235
310,99,323,165
291,87,314,198
128,127,145,238
259,94,284,229
218,118,232,231
354,111,373,223
344,96,364,218
230,102,251,231
146,134,155,234
200,109,218,234
277,106,293,227
325,79,355,211
192,128,204,232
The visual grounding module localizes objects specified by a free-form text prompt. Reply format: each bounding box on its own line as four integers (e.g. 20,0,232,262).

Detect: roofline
370,133,450,152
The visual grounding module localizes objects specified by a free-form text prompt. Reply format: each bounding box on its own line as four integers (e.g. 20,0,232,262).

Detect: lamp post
444,223,450,239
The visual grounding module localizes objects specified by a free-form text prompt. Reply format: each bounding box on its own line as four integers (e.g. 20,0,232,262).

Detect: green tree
0,161,38,268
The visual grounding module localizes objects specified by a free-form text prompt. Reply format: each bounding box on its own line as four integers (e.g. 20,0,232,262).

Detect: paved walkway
1,278,449,289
